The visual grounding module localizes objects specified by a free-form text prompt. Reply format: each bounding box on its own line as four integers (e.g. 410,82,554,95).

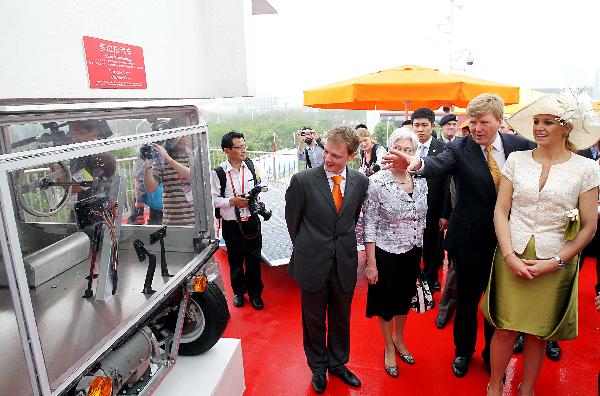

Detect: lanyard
227,166,245,196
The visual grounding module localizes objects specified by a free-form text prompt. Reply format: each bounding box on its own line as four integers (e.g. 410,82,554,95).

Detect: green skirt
482,237,579,341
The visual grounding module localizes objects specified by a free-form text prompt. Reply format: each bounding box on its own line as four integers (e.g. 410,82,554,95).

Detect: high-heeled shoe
393,341,415,364
383,350,398,378
398,352,415,365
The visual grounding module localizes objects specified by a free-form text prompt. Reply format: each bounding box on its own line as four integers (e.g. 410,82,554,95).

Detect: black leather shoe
452,356,470,378
436,316,447,329
311,373,326,394
513,333,524,354
232,294,244,307
329,366,361,387
249,297,264,310
546,341,561,361
433,280,441,292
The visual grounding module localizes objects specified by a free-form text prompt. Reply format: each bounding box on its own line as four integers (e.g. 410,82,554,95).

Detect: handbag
411,272,434,313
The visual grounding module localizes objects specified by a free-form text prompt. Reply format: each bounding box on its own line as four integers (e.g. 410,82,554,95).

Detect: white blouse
503,150,600,258
362,169,428,254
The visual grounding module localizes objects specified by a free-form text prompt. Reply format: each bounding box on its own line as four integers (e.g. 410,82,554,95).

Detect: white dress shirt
417,136,433,158
480,132,506,170
210,160,256,221
325,168,347,196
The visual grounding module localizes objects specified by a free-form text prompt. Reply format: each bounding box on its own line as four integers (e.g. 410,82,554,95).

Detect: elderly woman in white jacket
363,127,427,378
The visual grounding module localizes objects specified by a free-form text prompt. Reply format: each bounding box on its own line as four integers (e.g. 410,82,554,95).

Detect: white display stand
153,338,245,396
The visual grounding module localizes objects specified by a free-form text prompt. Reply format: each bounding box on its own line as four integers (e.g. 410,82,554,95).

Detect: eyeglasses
231,145,247,151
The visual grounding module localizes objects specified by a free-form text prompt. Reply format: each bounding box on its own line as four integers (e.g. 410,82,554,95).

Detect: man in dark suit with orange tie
285,126,369,394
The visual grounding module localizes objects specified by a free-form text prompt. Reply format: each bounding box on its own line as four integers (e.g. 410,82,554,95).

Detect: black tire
178,282,230,355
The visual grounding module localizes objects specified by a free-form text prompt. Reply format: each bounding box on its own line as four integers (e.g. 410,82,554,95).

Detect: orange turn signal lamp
193,275,208,293
88,376,112,396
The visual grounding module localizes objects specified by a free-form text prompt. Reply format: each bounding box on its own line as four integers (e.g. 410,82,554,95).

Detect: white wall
0,0,255,101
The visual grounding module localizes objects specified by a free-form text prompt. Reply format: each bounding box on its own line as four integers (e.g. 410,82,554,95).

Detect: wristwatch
553,255,565,270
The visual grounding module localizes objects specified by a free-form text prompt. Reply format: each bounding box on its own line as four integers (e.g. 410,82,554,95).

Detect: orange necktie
331,175,344,212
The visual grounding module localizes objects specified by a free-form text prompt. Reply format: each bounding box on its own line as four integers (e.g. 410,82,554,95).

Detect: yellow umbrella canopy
454,89,545,115
303,64,520,111
594,100,600,112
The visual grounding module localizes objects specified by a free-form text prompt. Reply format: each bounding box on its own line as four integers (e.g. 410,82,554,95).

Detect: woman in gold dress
484,89,600,396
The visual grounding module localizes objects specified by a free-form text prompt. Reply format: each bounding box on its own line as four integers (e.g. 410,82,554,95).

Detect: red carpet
218,249,599,395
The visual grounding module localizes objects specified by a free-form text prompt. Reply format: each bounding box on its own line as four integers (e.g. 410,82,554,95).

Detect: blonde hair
466,93,504,121
355,127,372,139
325,125,360,154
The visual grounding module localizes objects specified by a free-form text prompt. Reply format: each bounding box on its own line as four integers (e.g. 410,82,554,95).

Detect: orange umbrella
454,89,545,115
594,101,600,112
304,64,520,118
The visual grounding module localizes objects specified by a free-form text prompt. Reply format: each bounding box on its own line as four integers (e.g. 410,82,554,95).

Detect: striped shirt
153,155,195,226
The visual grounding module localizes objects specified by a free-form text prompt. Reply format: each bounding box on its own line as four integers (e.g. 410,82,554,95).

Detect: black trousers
423,220,444,287
221,219,263,298
301,261,354,375
453,257,495,358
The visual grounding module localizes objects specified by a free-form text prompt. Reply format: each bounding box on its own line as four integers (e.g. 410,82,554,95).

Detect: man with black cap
439,114,459,143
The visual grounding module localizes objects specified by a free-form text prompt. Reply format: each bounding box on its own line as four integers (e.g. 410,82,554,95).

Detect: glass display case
0,103,228,395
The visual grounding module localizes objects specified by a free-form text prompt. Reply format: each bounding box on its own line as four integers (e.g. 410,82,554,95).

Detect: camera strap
227,166,245,196
214,159,257,220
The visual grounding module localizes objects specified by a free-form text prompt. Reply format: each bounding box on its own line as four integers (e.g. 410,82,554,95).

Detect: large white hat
507,88,600,149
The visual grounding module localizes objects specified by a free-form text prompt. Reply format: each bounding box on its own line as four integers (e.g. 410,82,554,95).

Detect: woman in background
357,127,387,176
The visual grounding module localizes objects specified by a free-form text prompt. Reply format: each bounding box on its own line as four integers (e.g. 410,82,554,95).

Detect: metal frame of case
0,100,219,395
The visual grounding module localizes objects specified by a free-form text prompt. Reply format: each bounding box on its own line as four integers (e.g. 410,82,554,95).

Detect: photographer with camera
297,126,324,169
143,117,195,226
211,131,266,310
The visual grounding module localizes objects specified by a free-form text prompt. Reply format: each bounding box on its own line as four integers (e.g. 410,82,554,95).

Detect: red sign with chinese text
83,36,147,89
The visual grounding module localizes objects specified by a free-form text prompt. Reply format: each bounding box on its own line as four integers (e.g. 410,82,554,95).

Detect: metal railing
17,149,310,222
209,148,300,181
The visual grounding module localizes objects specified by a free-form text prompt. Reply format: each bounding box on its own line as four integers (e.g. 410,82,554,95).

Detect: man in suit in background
285,126,369,394
412,108,450,292
383,94,535,378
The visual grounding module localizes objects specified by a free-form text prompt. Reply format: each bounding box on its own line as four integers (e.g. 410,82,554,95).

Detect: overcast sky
249,0,600,104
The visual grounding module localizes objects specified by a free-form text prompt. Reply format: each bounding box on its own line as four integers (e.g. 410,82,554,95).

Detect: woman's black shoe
513,333,524,354
546,341,561,361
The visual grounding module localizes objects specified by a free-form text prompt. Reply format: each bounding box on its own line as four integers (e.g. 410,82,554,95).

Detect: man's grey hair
388,127,419,151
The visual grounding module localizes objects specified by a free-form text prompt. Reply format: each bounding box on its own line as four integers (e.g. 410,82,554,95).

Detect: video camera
239,184,272,221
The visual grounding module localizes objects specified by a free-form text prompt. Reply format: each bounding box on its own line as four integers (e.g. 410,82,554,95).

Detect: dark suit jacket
423,138,450,225
285,166,369,293
422,133,536,264
577,147,594,160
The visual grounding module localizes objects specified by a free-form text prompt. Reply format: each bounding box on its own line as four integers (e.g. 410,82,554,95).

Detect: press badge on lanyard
229,167,250,221
183,185,194,205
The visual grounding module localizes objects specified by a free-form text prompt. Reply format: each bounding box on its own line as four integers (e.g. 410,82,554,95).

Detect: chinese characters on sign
83,36,147,89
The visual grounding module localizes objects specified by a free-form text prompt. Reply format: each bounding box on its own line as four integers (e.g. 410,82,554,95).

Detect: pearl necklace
396,173,411,184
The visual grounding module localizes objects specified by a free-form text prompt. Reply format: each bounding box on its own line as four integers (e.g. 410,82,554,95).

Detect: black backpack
214,158,258,219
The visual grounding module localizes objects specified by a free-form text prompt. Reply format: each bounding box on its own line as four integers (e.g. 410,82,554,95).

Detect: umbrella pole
404,101,410,122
